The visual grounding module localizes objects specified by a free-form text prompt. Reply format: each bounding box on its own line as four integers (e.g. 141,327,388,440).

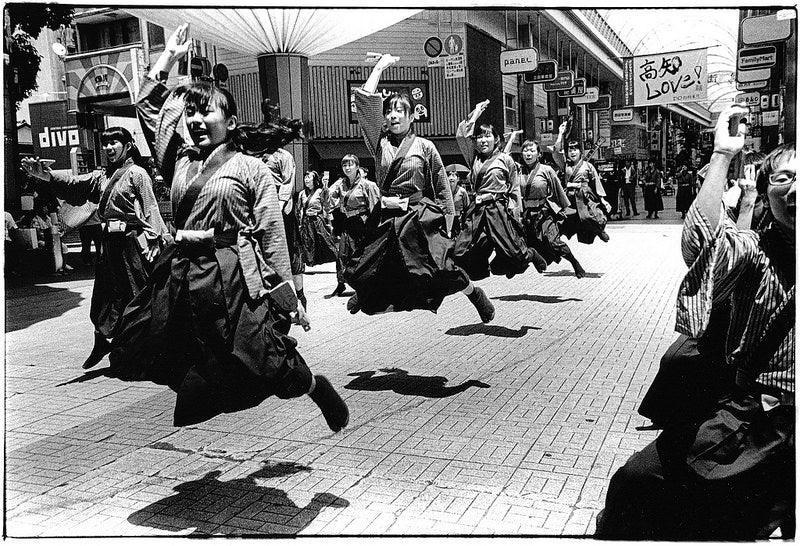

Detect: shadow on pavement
127,464,348,536
543,270,603,278
344,368,489,398
4,284,86,333
492,294,583,303
445,324,540,338
55,366,114,387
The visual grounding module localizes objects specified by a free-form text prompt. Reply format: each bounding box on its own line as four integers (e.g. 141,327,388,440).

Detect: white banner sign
623,47,707,107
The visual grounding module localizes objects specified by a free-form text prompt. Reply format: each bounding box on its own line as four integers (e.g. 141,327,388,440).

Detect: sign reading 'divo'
39,126,80,148
500,48,538,74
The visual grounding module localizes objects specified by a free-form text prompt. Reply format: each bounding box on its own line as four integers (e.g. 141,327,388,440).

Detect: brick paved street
5,208,690,537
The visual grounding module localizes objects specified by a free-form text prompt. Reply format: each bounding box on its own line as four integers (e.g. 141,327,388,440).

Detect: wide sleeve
48,169,103,206
590,164,607,197
425,141,455,215
130,167,170,239
135,75,187,184
546,167,570,209
354,88,385,157
251,162,292,283
455,118,476,167
364,181,381,212
675,202,761,337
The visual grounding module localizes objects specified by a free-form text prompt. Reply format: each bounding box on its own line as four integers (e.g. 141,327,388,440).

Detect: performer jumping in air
516,139,587,278
108,24,349,432
553,121,610,244
348,53,495,323
327,154,381,298
453,100,547,280
22,128,170,370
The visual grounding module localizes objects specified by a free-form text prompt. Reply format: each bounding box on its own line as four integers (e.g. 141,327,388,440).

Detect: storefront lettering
38,126,80,148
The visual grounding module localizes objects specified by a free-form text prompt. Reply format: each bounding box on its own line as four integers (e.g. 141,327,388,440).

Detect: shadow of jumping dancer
344,368,489,398
492,294,583,303
127,463,348,536
445,324,540,338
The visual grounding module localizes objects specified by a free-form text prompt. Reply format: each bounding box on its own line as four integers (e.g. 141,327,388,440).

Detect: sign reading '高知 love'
623,47,708,107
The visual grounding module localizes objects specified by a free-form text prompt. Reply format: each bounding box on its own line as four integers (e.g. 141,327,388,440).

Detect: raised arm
136,24,192,182
692,104,749,231
504,130,523,155
456,100,490,167
355,54,399,154
552,120,568,172
735,170,758,230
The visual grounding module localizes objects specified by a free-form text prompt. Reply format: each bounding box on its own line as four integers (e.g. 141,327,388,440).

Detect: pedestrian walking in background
675,162,696,219
348,53,495,323
642,160,664,219
445,164,471,231
109,23,348,432
22,127,170,370
622,160,639,216
453,99,546,283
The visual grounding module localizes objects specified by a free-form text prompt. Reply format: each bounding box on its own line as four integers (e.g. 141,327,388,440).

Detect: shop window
147,22,165,48
504,93,518,128
77,17,141,52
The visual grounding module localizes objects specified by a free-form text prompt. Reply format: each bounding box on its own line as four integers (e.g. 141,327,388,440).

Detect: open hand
21,157,52,181
165,23,191,60
471,99,490,121
558,121,569,135
292,300,311,331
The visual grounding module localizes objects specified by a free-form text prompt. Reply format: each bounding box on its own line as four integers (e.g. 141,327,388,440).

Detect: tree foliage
4,3,74,107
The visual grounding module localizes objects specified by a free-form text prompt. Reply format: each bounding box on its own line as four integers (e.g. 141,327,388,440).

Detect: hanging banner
622,47,707,107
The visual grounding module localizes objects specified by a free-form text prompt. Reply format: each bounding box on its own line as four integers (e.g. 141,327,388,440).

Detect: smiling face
342,160,358,180
766,155,796,234
522,143,540,166
103,139,129,166
567,146,582,163
304,172,315,190
385,103,413,136
185,99,236,150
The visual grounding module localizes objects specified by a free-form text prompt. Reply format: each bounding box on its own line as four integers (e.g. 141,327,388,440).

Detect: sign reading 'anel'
623,47,708,107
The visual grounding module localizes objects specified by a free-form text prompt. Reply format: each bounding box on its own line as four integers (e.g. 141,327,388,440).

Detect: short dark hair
383,93,412,117
182,81,238,118
521,140,540,153
341,154,360,167
304,170,322,191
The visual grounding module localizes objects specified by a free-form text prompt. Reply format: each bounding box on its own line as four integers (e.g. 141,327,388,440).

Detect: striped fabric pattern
518,164,571,209
676,203,795,397
329,177,381,217
49,163,169,240
455,118,518,196
136,76,292,283
354,88,455,215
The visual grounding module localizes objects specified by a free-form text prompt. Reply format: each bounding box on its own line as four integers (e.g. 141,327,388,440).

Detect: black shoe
573,265,586,278
653,214,659,219
83,335,111,369
633,212,640,216
346,294,360,314
598,231,610,243
528,250,547,273
467,287,495,323
309,375,349,432
327,283,346,298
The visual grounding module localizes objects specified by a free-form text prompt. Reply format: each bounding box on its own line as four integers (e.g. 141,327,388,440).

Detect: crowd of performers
18,24,794,540
21,31,612,431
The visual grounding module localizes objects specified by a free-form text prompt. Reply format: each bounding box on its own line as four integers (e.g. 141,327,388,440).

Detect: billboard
623,48,708,107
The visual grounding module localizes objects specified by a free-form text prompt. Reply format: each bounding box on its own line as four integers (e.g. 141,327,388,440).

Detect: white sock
462,283,475,296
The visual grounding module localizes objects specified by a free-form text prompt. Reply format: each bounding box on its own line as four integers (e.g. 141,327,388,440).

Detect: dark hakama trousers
522,204,570,265
676,184,695,213
560,186,608,244
300,215,338,266
283,210,305,276
344,198,470,315
90,229,152,339
453,199,534,281
597,394,794,540
108,237,313,427
643,185,664,212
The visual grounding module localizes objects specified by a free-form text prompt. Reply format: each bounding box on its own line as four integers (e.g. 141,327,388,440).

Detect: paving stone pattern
5,218,688,537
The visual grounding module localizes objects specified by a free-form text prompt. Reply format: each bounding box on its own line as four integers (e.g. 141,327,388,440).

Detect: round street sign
424,37,444,58
444,34,463,55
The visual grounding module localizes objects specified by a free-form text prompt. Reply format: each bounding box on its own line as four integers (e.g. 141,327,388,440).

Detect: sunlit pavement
5,198,689,537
